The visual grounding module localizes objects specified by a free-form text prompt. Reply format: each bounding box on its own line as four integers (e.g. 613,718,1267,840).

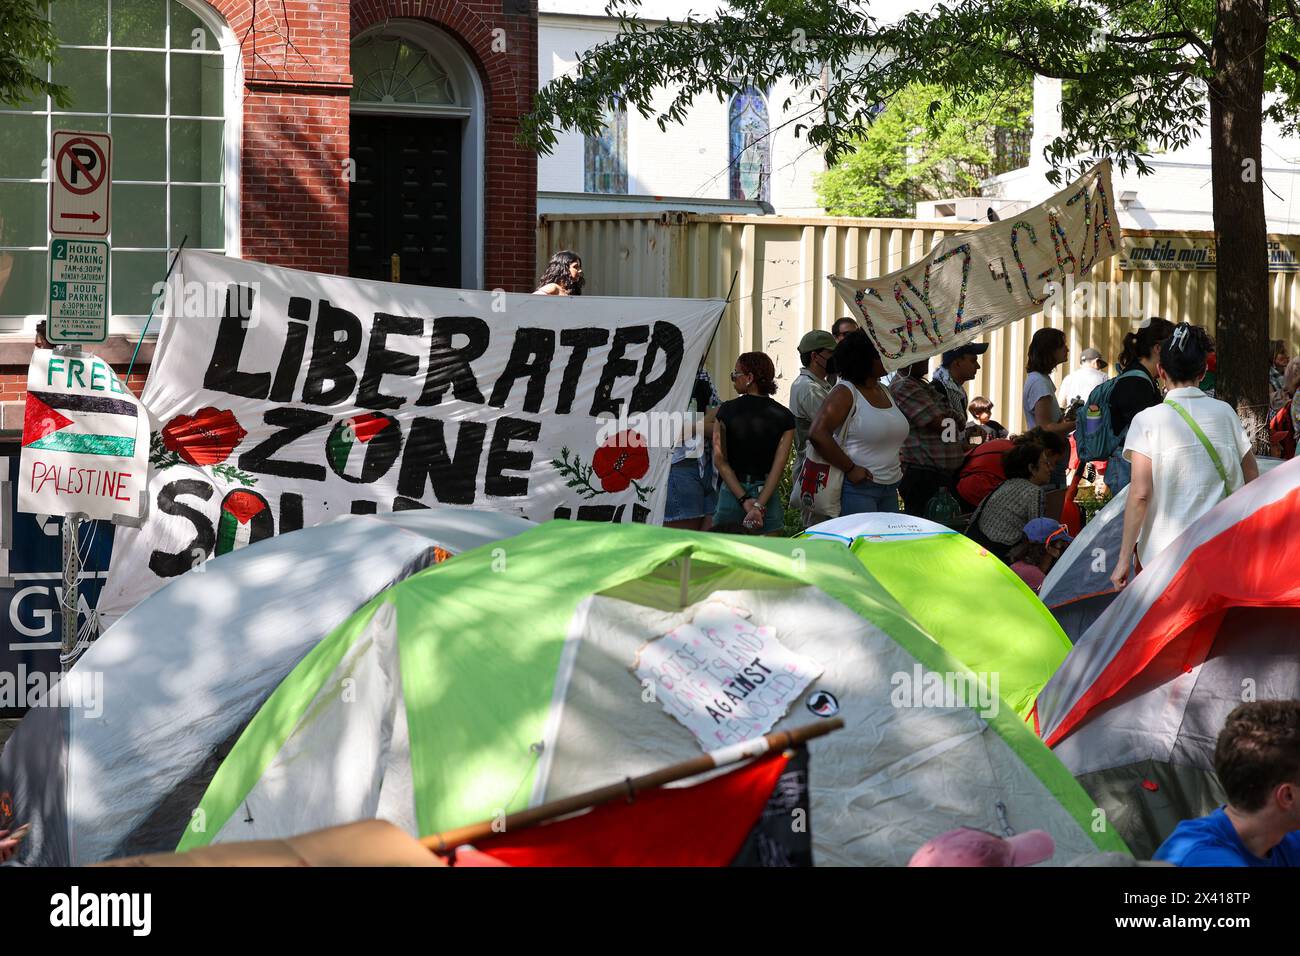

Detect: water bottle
925,486,962,526
1084,404,1103,437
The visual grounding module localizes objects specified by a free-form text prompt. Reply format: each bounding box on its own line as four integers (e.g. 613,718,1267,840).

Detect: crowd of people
541,253,1300,868
660,305,1278,602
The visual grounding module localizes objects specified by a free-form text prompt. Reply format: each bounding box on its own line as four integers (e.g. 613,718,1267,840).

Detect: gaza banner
96,251,721,620
831,160,1120,371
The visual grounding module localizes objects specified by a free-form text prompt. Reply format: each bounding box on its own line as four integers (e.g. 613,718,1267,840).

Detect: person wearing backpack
955,428,1067,510
1075,317,1175,494
1110,324,1260,590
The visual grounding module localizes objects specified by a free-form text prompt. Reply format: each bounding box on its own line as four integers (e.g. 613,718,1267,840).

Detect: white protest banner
634,602,823,749
832,160,1120,371
96,251,721,620
18,349,147,521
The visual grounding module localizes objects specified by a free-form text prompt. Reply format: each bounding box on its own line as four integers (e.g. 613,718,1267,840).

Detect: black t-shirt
716,394,796,479
1107,363,1161,436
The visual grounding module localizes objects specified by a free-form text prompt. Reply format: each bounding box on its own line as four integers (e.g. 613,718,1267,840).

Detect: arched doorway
349,23,484,289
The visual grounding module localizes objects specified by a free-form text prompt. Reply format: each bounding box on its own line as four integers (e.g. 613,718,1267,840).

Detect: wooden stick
422,718,843,853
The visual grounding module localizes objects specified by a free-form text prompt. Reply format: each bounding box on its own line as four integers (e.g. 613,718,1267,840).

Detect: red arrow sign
60,211,102,222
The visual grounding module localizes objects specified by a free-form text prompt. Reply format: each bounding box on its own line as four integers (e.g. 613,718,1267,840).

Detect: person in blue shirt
1155,700,1300,867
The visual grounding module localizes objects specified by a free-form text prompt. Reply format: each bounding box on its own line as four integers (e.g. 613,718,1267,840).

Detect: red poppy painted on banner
591,431,650,493
161,407,248,466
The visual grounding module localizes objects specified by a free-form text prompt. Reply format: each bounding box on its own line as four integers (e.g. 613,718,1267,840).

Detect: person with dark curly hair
1155,700,1300,866
809,330,909,515
713,351,795,535
1111,323,1259,589
534,250,585,295
965,438,1054,561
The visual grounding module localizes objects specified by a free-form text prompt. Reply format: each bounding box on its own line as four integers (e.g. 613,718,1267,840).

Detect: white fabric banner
17,349,147,521
831,160,1120,371
98,252,721,620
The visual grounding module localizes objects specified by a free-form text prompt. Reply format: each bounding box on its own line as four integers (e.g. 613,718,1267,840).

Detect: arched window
729,87,771,203
584,102,627,194
0,0,237,330
350,35,457,108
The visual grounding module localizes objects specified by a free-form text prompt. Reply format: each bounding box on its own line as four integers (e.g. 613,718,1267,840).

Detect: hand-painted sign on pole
17,349,147,522
48,239,109,344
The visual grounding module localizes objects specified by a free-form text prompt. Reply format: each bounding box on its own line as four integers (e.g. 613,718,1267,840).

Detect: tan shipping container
538,213,1300,431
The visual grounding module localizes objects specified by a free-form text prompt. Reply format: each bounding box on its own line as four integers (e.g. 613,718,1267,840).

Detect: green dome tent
179,522,1126,865
803,513,1072,720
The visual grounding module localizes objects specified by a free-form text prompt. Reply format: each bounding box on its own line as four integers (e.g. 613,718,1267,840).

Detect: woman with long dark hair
534,250,585,295
808,330,909,514
713,351,795,535
1099,316,1176,492
1110,324,1259,590
1022,327,1075,489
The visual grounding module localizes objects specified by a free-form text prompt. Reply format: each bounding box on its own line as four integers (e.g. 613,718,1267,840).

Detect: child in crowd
969,396,1008,441
1006,518,1073,593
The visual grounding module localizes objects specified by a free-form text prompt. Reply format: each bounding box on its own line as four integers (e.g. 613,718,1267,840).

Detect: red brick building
0,0,539,419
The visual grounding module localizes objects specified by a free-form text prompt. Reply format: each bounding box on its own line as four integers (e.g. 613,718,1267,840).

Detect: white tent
0,508,530,866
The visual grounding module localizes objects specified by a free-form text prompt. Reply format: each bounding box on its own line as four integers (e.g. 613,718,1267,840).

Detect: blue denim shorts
714,478,785,533
665,460,718,522
840,478,900,515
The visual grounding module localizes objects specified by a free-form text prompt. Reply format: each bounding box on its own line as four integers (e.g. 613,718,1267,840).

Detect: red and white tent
1033,456,1300,857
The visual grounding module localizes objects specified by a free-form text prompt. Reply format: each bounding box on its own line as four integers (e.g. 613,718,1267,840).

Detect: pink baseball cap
908,827,1055,867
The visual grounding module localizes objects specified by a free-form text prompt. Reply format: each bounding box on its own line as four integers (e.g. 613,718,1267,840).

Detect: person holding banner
808,330,909,515
1022,328,1076,489
713,352,796,535
534,250,585,295
1109,324,1260,590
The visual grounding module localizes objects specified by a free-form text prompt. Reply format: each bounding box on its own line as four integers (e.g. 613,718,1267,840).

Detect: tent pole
423,718,844,854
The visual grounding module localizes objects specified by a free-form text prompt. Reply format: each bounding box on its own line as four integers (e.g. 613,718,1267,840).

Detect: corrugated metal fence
538,213,1300,431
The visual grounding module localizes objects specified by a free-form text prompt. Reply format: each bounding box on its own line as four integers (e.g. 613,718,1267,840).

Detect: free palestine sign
18,349,147,521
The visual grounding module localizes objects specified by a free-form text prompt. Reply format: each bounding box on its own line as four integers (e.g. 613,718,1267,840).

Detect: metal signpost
48,130,113,667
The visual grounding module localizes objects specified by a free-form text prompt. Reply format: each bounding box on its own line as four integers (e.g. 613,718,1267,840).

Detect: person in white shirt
1058,348,1109,406
809,330,910,514
1023,327,1076,489
1111,324,1260,588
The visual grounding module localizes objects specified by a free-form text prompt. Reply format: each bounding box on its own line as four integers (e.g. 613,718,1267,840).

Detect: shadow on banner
0,446,115,718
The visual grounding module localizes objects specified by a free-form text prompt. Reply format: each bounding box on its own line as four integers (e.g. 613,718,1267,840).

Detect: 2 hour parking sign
48,239,110,343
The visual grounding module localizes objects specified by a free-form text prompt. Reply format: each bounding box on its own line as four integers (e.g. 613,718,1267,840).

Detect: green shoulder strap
1164,398,1233,497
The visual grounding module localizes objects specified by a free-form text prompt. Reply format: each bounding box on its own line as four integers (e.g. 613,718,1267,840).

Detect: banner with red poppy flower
97,252,721,622
17,349,148,521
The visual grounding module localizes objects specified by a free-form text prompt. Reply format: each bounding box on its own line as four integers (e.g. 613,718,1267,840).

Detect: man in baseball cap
1059,346,1109,406
789,329,838,516
935,342,989,423
908,827,1056,867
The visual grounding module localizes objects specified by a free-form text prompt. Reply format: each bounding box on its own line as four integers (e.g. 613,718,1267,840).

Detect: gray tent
1036,457,1300,858
0,508,530,866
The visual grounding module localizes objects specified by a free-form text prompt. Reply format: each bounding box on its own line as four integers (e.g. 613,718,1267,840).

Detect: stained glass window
729,87,771,203
584,103,627,194
350,36,456,107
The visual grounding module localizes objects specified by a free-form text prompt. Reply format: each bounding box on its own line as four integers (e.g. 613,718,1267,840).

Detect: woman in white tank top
809,331,911,514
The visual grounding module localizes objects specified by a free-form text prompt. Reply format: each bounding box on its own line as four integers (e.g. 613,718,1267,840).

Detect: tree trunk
1209,0,1271,446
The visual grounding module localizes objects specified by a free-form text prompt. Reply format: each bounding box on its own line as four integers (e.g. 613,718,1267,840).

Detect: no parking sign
49,131,111,237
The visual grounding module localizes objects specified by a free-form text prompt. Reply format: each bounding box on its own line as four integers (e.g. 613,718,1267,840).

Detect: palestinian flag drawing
216,490,274,556
22,390,138,457
326,413,401,484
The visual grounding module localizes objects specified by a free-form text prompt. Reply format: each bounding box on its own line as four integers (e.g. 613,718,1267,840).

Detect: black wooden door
349,114,462,287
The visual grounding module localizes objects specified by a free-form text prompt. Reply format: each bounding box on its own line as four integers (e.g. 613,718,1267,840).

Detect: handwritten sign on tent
96,251,721,621
18,349,147,521
831,160,1120,372
634,602,823,749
